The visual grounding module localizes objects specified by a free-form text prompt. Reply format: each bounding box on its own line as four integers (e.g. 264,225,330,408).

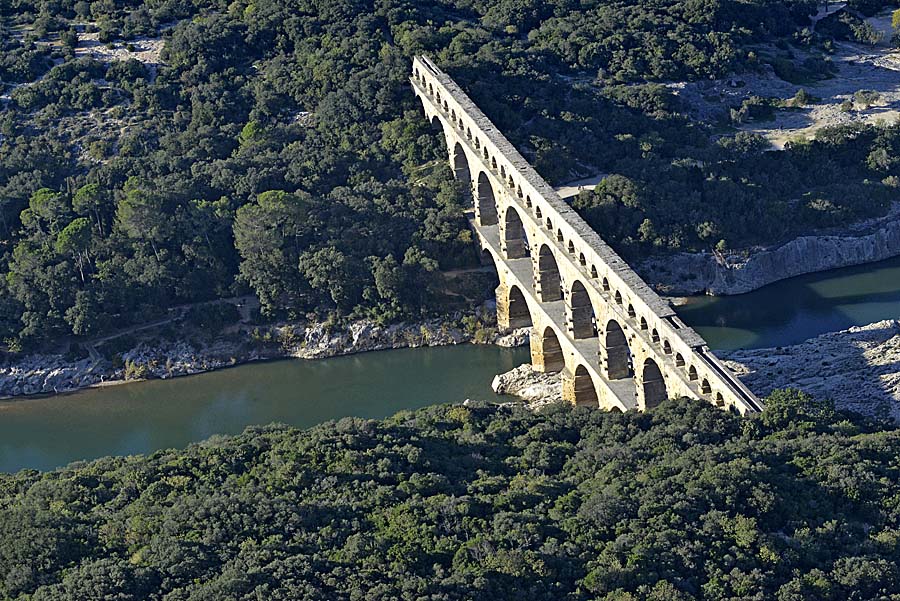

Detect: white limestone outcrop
724,319,900,419
491,364,563,407
639,204,900,295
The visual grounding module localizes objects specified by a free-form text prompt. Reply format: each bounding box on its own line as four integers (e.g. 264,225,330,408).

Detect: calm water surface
675,255,900,350
0,345,529,473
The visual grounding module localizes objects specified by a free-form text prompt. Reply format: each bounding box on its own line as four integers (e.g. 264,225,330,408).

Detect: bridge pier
496,282,531,331
530,326,565,373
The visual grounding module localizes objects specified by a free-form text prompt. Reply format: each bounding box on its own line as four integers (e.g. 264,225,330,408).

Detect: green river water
2,254,900,473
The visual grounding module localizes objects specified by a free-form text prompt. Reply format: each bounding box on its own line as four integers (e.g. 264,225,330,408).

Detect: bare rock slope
724,319,900,419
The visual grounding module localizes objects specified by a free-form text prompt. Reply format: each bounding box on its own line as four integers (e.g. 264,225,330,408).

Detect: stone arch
476,172,498,226
556,229,564,242
526,195,533,208
641,358,667,410
663,340,672,355
451,142,470,184
483,147,489,160
500,165,506,180
534,326,565,372
491,157,498,171
579,253,587,267
572,365,598,407
567,280,597,339
590,265,598,278
651,328,660,343
516,185,523,199
503,284,532,330
603,320,632,380
535,245,563,302
715,392,725,407
466,127,472,140
567,240,575,254
675,353,685,367
501,206,529,259
614,290,623,305
545,217,552,230
701,378,712,394
507,175,515,189
640,317,648,330
627,304,636,318
688,365,698,380
535,206,542,219
602,277,610,291
428,83,434,95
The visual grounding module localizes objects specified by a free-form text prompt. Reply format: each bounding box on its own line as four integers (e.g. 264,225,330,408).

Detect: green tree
55,217,92,282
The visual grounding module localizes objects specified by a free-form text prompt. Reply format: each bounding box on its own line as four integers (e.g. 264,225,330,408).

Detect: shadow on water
676,255,900,350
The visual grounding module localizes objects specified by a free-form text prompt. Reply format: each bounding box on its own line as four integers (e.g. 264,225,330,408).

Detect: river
3,255,900,473
676,254,900,351
0,346,528,472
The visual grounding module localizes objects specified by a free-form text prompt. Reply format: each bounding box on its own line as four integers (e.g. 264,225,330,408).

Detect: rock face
494,327,531,348
638,204,900,295
0,355,105,397
724,319,900,419
492,364,563,407
282,317,471,359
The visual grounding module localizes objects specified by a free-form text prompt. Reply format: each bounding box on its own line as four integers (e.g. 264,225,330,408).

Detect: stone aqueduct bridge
411,56,762,414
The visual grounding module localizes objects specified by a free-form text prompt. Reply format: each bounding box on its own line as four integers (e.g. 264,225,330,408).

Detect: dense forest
1,0,899,349
1,393,899,599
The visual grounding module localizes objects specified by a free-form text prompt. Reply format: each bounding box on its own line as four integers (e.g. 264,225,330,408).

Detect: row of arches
537,320,668,410
504,277,667,409
417,65,608,294
504,212,719,402
415,67,732,411
506,273,730,409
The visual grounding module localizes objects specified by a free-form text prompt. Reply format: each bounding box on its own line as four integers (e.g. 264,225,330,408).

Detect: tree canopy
1,392,899,599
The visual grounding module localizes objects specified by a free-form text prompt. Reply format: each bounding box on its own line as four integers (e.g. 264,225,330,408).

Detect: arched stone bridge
411,56,762,414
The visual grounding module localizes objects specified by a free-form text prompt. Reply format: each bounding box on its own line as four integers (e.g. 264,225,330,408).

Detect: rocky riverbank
491,364,562,409
723,319,900,420
0,307,530,398
638,203,900,295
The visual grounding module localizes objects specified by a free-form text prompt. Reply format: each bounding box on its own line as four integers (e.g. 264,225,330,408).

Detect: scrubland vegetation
2,392,900,599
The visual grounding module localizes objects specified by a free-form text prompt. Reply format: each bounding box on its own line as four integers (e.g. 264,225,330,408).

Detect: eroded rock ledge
638,204,900,295
723,319,900,420
491,364,562,409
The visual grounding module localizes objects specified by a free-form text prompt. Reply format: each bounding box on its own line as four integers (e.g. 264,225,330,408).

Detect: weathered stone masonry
411,56,762,414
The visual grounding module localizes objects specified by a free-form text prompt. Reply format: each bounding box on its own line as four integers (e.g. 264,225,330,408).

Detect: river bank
0,305,530,398
724,319,900,420
492,319,900,419
637,202,900,295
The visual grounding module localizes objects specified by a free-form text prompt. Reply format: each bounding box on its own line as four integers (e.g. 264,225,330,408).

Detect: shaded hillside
1,392,899,599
